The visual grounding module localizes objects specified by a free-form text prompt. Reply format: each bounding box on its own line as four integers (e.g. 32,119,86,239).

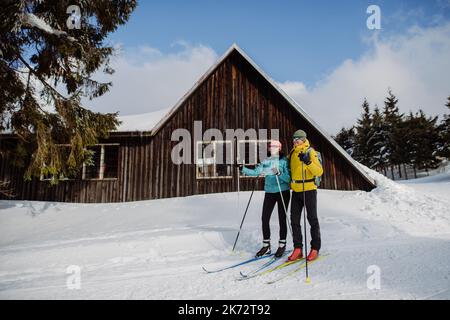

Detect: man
287,129,323,262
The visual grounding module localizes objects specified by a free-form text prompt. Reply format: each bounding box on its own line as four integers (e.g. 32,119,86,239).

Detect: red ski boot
306,249,319,261
287,248,303,261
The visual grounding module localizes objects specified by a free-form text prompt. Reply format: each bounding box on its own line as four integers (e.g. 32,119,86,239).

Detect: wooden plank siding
0,50,375,203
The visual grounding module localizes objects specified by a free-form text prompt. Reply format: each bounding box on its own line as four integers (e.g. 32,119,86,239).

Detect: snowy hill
0,168,449,299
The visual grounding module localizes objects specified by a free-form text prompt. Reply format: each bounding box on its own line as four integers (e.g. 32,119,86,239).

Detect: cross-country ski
202,254,274,274
239,253,289,279
266,255,328,284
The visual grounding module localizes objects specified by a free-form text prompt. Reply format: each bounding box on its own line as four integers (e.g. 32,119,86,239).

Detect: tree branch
17,54,68,101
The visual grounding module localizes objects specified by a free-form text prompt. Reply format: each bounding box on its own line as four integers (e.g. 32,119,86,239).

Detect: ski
238,256,279,279
266,254,327,284
237,256,306,281
202,254,274,274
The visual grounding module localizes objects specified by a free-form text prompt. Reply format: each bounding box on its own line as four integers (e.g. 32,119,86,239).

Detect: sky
84,0,450,135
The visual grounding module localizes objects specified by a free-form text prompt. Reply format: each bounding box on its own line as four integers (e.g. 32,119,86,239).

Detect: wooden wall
0,49,375,203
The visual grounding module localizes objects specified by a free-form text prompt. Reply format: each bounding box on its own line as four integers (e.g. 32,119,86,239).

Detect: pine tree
334,126,356,157
354,98,374,167
0,0,137,183
369,106,388,171
437,96,450,159
404,110,441,175
382,89,404,178
403,112,419,177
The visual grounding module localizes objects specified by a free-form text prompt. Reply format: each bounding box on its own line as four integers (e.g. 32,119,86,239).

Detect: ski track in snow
0,167,449,299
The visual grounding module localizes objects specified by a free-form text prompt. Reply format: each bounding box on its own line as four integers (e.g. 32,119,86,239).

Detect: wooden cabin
0,44,376,203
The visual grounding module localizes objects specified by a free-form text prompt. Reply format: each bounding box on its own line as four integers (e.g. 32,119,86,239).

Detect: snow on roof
0,108,171,134
115,108,171,132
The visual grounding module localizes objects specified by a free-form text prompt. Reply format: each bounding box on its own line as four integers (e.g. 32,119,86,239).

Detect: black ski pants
261,190,291,241
290,190,321,251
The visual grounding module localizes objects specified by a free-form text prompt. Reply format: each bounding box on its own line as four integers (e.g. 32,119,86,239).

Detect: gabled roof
147,43,376,187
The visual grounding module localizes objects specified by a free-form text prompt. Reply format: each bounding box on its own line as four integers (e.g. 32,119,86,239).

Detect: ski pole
235,138,240,215
275,174,293,237
232,174,259,252
302,161,310,283
237,159,240,215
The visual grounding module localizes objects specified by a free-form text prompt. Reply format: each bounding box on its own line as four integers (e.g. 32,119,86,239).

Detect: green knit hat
292,129,307,140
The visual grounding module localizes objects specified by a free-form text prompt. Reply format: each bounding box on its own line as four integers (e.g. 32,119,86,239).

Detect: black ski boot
255,240,271,257
274,240,287,258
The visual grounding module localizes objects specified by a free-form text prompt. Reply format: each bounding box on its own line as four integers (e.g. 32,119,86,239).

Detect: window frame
82,143,120,181
39,143,120,182
237,139,271,178
196,140,233,179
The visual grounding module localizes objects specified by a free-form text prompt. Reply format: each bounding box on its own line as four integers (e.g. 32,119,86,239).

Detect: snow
1,108,170,134
21,13,76,41
0,167,449,299
116,108,171,132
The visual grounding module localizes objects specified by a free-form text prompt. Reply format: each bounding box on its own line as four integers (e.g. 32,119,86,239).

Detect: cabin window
40,172,80,181
83,144,119,180
40,145,81,181
40,144,120,181
103,145,119,179
83,145,102,179
196,140,233,179
237,140,271,177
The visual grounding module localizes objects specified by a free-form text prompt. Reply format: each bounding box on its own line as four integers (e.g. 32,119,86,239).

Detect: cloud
278,23,450,135
84,42,218,115
84,24,450,136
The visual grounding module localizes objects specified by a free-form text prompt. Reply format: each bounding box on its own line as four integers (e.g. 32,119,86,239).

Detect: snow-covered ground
0,167,449,299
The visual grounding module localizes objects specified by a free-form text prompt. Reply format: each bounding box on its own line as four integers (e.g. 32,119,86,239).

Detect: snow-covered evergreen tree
334,126,356,157
404,110,441,175
382,89,404,177
370,106,388,170
437,96,450,159
354,98,375,167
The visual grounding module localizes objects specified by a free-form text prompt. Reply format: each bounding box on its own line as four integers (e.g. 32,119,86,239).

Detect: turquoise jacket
241,156,291,193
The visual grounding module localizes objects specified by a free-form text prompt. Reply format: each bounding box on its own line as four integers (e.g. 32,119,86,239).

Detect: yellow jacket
288,139,323,192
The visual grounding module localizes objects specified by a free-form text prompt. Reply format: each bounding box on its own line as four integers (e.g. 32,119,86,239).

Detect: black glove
298,152,311,165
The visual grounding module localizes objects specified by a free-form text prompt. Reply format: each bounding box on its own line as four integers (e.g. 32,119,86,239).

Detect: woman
240,140,291,258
